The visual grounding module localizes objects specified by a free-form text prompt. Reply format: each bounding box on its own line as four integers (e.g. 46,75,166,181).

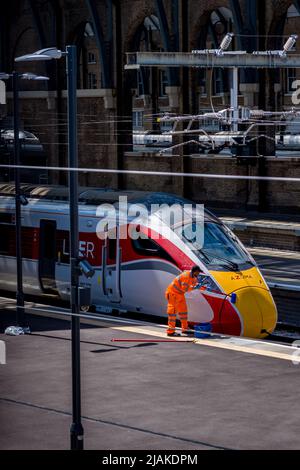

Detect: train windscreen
176,222,254,271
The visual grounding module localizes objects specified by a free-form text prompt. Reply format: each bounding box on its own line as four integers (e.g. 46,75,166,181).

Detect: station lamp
15,45,84,451
0,71,48,333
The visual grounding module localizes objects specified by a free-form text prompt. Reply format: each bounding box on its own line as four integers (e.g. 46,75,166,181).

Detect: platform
1,308,300,450
250,247,300,290
219,212,300,252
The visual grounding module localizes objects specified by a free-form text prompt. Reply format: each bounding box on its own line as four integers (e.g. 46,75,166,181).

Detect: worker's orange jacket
166,270,198,297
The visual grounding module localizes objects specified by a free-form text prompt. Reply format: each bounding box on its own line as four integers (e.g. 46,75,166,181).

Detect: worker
165,265,201,337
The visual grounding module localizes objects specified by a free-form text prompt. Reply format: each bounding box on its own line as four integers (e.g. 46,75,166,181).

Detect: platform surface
1,310,300,450
250,247,300,290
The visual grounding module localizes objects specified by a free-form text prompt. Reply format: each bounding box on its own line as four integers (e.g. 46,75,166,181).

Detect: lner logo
0,340,6,365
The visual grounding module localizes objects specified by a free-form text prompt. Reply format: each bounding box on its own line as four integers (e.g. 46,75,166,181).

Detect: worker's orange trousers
166,292,188,334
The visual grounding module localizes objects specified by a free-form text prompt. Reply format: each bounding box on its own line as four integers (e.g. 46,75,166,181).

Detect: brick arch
12,26,34,60
267,0,294,48
66,20,89,46
271,0,294,19
190,3,233,49
124,7,157,52
66,21,101,89
190,4,234,112
190,10,212,49
268,0,294,30
12,26,43,72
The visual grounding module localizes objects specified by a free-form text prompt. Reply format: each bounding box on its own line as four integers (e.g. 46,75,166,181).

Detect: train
0,183,277,338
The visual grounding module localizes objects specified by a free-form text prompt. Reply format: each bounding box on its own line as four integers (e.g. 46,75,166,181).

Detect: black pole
67,45,84,450
13,71,25,327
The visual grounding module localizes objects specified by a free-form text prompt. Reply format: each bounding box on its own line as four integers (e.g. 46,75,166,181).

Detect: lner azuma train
0,184,277,338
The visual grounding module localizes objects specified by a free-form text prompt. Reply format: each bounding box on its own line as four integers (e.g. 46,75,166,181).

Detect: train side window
133,237,160,254
132,237,173,262
0,213,13,224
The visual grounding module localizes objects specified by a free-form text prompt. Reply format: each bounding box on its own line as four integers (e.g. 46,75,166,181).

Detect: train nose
233,287,277,338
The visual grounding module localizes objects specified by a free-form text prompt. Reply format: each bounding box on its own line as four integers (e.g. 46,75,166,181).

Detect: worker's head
191,265,201,278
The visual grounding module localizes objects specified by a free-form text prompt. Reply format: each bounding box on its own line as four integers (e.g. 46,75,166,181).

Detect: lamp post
0,71,49,331
15,46,84,450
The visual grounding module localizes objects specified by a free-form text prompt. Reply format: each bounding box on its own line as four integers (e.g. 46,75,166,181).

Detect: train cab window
176,221,253,269
132,237,173,262
202,223,251,265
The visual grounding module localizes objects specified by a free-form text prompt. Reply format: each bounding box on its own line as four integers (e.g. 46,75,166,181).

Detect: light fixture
15,45,85,450
0,70,48,337
20,73,49,81
0,73,10,80
0,72,49,81
15,47,65,62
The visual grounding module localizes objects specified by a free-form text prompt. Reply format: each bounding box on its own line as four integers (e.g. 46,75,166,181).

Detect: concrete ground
1,311,300,450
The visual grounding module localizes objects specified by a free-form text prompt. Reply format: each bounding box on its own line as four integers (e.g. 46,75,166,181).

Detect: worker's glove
193,284,202,290
194,275,210,290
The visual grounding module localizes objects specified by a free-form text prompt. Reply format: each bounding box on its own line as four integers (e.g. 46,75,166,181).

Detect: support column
239,83,259,108
165,85,184,197
166,86,181,110
102,88,116,109
231,67,239,132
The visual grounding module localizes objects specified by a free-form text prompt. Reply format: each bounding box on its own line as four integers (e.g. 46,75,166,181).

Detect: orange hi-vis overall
165,271,198,334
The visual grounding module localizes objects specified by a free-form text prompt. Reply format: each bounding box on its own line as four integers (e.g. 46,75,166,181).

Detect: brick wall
124,152,300,214
2,0,299,214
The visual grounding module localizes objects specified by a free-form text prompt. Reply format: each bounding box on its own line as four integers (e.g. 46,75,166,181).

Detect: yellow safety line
112,325,297,362
16,306,297,362
194,339,295,362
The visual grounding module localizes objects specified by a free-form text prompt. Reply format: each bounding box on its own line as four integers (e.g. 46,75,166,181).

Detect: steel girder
85,0,113,88
155,0,179,85
125,51,300,68
228,0,258,82
27,0,54,87
294,0,300,14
